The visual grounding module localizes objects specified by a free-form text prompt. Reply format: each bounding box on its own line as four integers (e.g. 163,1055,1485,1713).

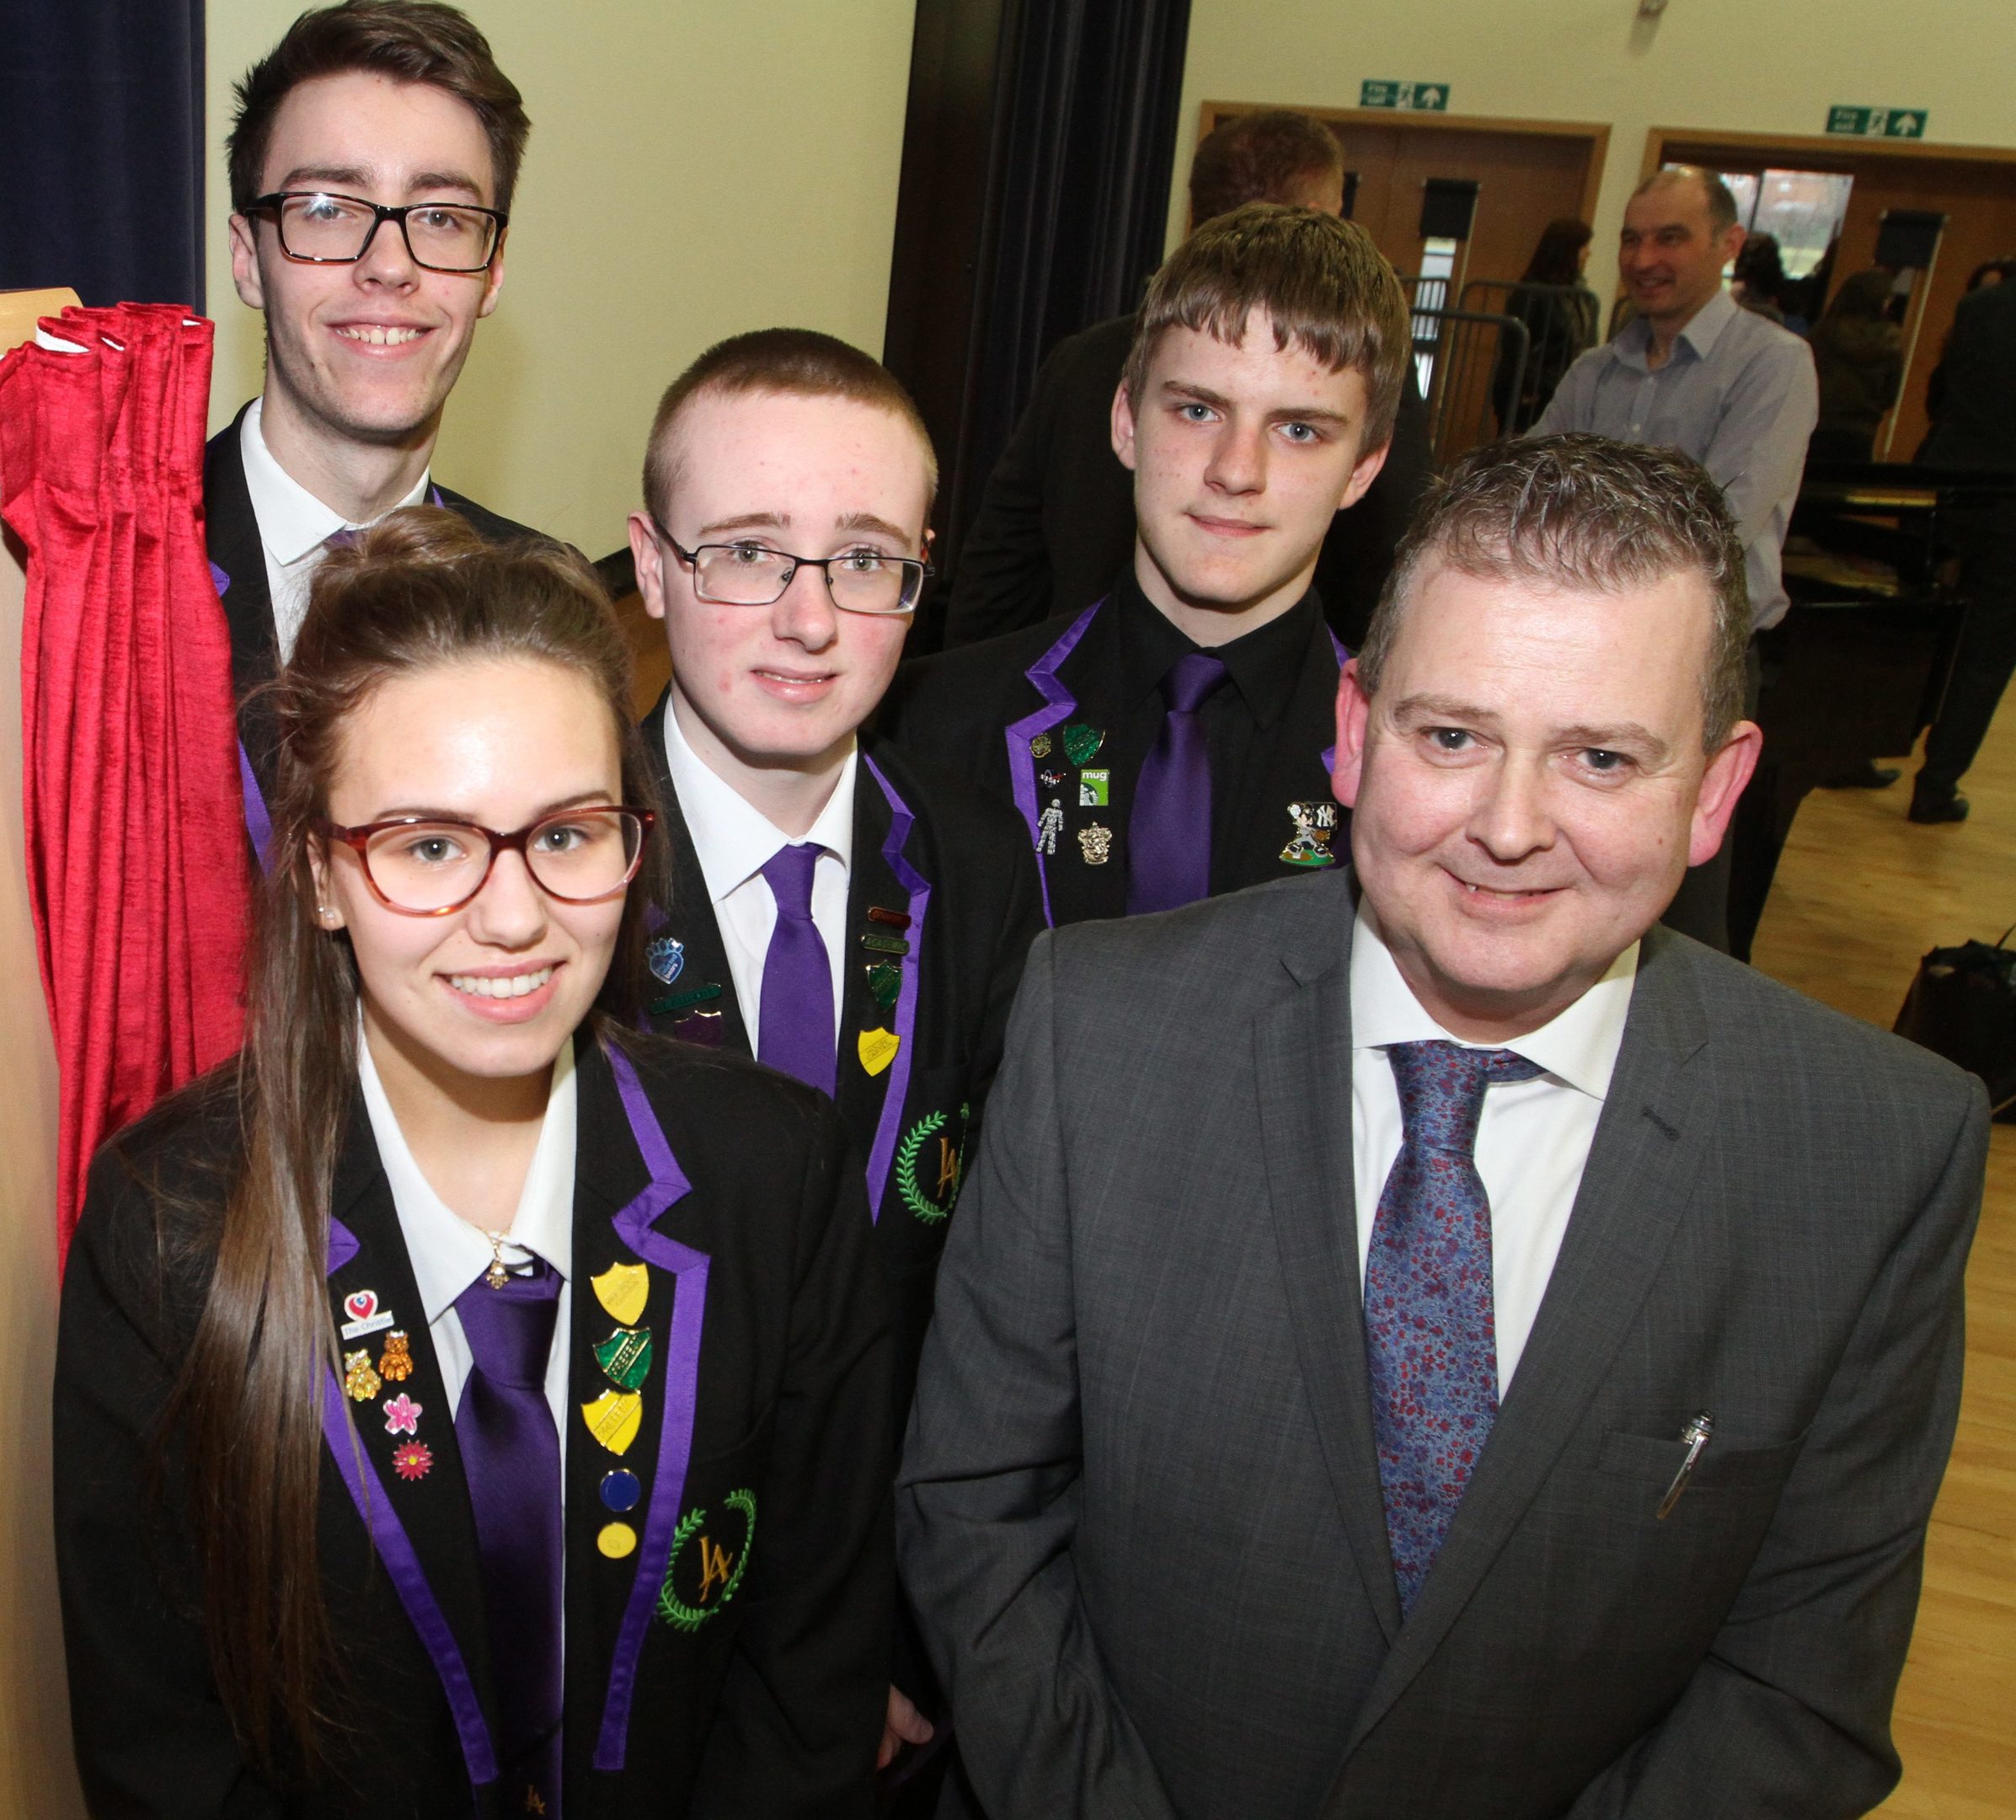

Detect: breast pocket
651,1419,773,1647
1595,1426,1809,1506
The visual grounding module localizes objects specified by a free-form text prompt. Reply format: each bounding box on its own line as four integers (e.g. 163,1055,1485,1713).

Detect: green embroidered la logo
656,1488,757,1630
896,1104,970,1223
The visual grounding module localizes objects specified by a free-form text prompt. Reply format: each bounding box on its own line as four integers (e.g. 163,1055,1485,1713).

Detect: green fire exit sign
1361,80,1450,111
1827,105,1928,138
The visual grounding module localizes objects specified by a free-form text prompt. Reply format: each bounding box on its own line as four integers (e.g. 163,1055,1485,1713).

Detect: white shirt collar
660,693,858,900
1349,900,1636,1102
238,395,431,569
356,1021,578,1323
1618,286,1739,372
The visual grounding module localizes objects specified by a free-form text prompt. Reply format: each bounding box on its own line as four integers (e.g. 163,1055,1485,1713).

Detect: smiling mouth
447,966,554,998
1457,880,1559,902
754,667,837,685
335,325,426,346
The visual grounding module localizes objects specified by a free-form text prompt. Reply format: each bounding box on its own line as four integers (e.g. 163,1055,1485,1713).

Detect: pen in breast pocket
1655,1411,1715,1521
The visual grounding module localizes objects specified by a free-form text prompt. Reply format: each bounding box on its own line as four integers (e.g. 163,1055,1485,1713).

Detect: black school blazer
55,1029,895,1819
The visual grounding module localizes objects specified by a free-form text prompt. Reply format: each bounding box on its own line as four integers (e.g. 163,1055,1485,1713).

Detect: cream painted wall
1171,0,2016,278
206,0,917,559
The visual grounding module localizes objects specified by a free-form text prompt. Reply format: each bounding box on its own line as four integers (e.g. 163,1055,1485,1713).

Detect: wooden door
1199,105,1606,289
1660,133,2016,462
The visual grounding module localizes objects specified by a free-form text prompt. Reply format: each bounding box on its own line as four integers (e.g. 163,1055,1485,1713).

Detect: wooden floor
1751,710,2016,1818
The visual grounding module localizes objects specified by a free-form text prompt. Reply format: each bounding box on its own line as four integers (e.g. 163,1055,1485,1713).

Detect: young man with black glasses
209,1,538,827
625,326,1041,1792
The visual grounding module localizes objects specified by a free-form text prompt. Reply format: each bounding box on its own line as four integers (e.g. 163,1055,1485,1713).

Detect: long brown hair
171,507,664,1774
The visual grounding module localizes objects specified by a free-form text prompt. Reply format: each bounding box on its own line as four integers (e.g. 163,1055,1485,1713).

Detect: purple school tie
757,843,836,1096
1125,651,1229,914
1364,1040,1544,1614
453,1257,564,1816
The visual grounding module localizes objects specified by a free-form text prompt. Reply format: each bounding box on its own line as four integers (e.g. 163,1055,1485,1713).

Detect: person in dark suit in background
56,513,895,1817
623,329,1040,1784
885,204,1406,929
943,108,1432,653
1909,274,2016,822
206,2,539,829
898,435,1984,1819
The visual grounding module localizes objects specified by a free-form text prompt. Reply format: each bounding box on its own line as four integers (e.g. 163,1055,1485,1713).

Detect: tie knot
454,1255,562,1389
1162,651,1229,715
761,843,821,921
1387,1039,1544,1153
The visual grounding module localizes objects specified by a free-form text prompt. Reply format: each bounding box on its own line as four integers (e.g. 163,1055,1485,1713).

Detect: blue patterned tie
454,1257,564,1815
1365,1040,1544,1614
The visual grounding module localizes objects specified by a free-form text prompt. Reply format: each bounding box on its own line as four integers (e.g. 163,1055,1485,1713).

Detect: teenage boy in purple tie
884,204,1406,929
625,327,1041,1785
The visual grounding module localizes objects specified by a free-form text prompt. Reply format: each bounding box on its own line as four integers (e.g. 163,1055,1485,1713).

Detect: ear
1336,436,1390,514
628,511,669,622
1687,720,1763,864
477,229,507,319
1110,376,1140,473
307,835,347,930
1332,657,1374,807
228,213,265,311
1720,223,1747,272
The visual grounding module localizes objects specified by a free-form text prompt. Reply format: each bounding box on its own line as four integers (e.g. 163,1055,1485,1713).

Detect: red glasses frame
317,806,656,917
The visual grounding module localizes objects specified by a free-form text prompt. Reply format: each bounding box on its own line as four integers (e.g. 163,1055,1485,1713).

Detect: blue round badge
600,1468,643,1513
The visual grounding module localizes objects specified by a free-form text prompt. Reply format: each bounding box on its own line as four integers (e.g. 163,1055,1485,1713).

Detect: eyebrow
1391,694,1672,760
274,164,487,201
365,790,619,822
692,511,912,544
1158,379,1353,429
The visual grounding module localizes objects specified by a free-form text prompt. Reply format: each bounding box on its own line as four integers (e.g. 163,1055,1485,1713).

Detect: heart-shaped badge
344,1289,378,1324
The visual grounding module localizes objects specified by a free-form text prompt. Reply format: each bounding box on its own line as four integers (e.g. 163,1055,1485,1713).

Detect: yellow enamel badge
858,1028,901,1077
592,1261,650,1326
597,1522,639,1560
581,1389,643,1456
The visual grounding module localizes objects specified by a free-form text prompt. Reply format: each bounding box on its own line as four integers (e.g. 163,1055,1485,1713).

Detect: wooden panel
1198,104,1606,290
1657,134,2016,464
609,586,671,722
1751,682,2016,1817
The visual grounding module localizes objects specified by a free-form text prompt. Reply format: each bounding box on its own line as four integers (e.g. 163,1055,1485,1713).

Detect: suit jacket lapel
204,409,285,792
638,698,749,1054
1254,899,1404,1644
322,1110,502,1786
834,775,900,1152
1342,929,1713,1751
1026,608,1128,926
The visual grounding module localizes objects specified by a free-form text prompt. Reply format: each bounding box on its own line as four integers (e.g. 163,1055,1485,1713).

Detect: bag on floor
1895,922,2016,1116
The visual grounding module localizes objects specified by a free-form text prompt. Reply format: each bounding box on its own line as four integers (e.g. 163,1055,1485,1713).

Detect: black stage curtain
884,0,1190,633
0,1,206,311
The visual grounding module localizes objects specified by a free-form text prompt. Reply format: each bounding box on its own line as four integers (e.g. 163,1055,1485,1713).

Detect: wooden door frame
1200,103,1611,225
1642,125,2016,179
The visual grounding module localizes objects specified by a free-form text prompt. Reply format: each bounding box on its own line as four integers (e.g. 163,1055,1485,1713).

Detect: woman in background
1493,217,1598,433
55,510,893,1818
1809,269,1905,466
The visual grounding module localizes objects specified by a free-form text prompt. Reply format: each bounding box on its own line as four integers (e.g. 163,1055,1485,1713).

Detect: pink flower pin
382,1393,423,1437
392,1441,433,1482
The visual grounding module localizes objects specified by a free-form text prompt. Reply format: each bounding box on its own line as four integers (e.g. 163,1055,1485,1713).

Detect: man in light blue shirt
1536,167,1816,951
1537,167,1816,631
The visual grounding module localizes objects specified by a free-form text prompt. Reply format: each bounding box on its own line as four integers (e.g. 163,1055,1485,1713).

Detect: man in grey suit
897,434,1986,1818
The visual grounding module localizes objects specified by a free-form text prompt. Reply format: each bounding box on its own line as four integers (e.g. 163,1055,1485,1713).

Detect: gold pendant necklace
481,1228,512,1289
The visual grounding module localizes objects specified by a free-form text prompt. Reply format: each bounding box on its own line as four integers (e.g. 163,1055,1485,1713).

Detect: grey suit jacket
896,869,1986,1819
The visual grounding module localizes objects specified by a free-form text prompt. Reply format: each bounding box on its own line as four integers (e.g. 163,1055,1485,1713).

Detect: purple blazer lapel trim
238,740,275,874
321,1217,499,1787
594,1046,710,1773
1321,629,1348,777
1006,601,1103,927
860,754,932,1223
430,484,446,507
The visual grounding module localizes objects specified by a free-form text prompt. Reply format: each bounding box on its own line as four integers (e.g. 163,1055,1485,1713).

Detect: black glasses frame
247,190,509,273
652,519,930,617
318,806,655,917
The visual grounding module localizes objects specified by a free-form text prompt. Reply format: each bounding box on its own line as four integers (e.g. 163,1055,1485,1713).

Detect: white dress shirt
356,1025,577,1438
1349,903,1637,1392
660,697,856,1052
238,397,430,661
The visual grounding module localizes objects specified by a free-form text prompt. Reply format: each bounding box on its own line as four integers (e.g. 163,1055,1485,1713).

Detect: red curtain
1,302,249,1258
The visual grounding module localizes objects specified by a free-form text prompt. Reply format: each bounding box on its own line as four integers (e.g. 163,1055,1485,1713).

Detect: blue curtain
0,1,206,311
